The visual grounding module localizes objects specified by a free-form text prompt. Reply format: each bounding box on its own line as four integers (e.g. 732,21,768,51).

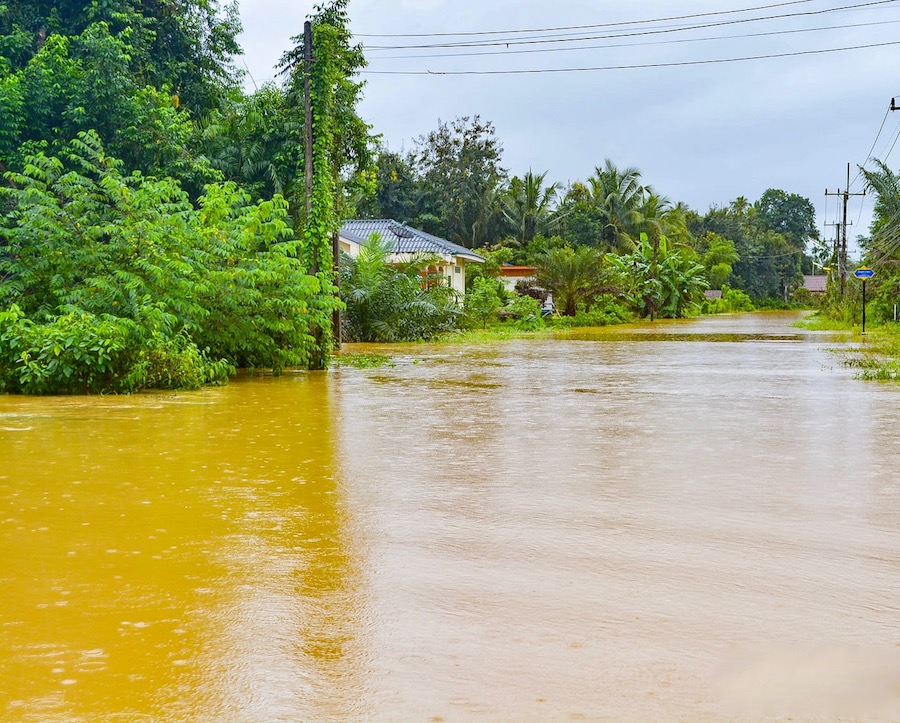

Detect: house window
455,266,461,273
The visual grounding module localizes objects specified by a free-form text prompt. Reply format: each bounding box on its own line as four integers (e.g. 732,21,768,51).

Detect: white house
339,219,484,295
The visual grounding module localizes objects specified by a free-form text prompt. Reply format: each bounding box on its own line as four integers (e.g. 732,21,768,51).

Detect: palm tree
587,159,648,250
501,170,561,246
609,234,708,319
340,234,462,341
861,159,900,263
535,246,613,316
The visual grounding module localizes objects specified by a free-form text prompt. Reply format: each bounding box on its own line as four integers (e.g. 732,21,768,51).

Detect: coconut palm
861,159,900,262
501,170,561,246
587,159,648,250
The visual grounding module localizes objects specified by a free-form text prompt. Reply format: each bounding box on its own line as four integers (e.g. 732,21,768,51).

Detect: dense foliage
339,234,460,342
0,0,373,392
0,134,325,393
1,0,836,392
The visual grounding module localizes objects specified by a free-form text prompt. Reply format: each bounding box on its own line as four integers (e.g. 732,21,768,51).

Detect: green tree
859,159,900,322
587,159,648,250
0,133,324,392
697,231,739,288
414,115,505,248
198,84,294,200
500,169,560,246
0,0,242,115
356,149,422,222
693,199,803,301
465,276,503,328
755,188,819,250
610,233,708,319
340,234,461,341
535,246,611,316
0,21,220,192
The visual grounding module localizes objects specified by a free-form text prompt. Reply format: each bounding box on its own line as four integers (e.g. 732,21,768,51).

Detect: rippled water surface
2,312,899,721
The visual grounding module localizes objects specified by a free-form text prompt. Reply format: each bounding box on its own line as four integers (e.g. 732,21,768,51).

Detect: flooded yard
2,312,899,721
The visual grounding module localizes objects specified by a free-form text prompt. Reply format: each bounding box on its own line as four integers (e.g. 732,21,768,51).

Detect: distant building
704,290,723,300
802,275,827,294
498,265,537,292
339,220,484,295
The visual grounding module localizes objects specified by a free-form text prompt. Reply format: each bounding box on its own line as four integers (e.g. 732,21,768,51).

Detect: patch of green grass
435,325,553,344
793,313,854,331
839,327,900,381
332,353,395,369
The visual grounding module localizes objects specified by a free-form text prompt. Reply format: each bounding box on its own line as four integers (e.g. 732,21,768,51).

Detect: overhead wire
366,18,900,61
361,0,900,50
360,40,900,76
353,0,817,37
848,103,891,191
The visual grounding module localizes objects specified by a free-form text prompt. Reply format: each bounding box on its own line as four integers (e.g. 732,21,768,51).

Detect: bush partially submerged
340,234,462,342
0,133,323,393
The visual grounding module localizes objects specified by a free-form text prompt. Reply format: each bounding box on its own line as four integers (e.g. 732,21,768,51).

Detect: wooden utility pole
825,163,865,297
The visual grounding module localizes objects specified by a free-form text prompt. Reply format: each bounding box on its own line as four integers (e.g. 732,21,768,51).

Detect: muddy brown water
1,312,899,721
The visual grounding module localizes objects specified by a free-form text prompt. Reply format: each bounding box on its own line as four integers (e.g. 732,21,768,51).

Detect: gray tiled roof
340,220,484,263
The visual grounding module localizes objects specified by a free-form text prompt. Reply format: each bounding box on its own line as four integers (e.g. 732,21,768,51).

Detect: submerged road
1,312,899,721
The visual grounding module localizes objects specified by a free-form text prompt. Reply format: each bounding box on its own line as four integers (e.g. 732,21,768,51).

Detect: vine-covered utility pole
282,0,374,368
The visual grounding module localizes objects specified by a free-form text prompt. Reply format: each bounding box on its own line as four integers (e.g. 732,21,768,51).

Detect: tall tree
0,0,242,114
500,170,560,247
356,149,422,222
588,159,648,250
414,115,505,248
755,188,819,253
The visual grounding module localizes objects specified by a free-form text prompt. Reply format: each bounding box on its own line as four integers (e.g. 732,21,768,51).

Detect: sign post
854,267,875,333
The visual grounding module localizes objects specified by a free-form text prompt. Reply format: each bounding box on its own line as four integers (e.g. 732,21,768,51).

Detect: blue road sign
854,267,875,279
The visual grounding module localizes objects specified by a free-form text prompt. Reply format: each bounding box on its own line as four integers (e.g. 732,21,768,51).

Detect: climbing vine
281,0,375,369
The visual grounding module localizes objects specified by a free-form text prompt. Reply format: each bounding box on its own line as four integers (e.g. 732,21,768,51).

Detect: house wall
338,236,476,296
451,262,467,295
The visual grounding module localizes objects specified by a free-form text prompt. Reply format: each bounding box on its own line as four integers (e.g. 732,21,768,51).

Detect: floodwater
1,312,899,721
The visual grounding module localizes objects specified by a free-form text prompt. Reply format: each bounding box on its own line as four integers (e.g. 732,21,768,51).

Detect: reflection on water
2,312,899,720
0,378,366,721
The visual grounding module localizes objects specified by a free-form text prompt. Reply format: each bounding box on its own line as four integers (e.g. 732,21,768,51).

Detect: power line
883,120,900,162
873,114,900,161
353,0,817,38
848,103,891,190
367,18,900,62
361,39,900,76
362,0,899,50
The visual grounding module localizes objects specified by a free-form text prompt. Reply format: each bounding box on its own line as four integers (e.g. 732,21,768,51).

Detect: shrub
0,305,231,394
701,285,755,314
503,293,544,331
340,234,462,342
465,276,503,329
0,133,323,392
546,296,633,328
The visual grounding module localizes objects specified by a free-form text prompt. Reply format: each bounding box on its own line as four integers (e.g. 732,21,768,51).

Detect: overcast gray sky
237,0,900,253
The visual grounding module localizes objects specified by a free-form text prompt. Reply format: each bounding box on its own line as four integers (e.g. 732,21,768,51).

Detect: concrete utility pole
824,163,865,297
